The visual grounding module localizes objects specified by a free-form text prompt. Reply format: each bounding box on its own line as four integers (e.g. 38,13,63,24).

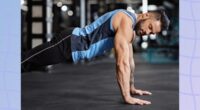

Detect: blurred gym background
21,0,179,63
21,0,179,109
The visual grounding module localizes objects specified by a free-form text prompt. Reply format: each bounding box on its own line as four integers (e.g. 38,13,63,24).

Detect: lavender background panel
180,0,200,110
0,0,20,110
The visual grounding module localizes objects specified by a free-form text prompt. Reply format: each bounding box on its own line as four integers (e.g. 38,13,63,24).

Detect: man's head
134,10,170,36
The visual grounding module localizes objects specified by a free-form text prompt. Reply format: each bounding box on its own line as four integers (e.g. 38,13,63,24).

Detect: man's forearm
130,61,135,88
129,44,135,89
116,63,131,99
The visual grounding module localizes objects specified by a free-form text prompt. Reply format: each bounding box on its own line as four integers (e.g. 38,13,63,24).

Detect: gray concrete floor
22,54,179,110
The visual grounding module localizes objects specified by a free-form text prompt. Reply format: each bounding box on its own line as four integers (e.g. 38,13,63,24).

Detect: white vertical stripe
80,0,85,27
142,0,148,13
142,0,148,39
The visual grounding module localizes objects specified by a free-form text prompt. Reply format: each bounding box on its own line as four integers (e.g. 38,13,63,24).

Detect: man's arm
129,44,135,88
114,32,150,105
114,35,131,101
129,43,152,96
113,14,151,105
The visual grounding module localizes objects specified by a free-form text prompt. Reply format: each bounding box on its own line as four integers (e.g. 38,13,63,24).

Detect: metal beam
80,0,85,27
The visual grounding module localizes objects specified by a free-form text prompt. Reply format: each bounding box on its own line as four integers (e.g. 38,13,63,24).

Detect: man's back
70,9,137,63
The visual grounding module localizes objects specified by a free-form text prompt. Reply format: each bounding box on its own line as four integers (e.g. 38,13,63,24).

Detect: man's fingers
135,99,151,105
125,97,151,105
143,91,152,95
142,99,151,105
134,89,141,95
139,99,151,105
134,98,143,105
135,100,143,105
135,90,144,95
135,91,142,95
135,89,152,95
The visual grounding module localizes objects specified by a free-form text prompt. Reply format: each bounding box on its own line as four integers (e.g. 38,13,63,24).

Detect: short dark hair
149,10,170,31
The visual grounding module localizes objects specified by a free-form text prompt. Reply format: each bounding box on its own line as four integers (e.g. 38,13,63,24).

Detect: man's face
135,18,161,36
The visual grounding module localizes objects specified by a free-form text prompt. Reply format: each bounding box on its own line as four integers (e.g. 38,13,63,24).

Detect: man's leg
22,31,72,72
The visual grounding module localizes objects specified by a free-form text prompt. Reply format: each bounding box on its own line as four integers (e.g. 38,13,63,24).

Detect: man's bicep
113,14,134,41
113,16,133,66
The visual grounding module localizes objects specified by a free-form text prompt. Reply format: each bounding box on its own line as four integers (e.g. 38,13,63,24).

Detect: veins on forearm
130,66,135,88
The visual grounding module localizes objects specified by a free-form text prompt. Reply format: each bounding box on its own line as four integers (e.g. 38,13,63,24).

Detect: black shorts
22,30,73,71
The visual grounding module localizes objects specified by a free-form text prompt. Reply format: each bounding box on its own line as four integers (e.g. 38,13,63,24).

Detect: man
22,9,170,105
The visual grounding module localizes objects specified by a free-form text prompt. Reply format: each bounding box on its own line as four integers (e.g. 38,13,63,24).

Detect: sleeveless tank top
70,9,137,63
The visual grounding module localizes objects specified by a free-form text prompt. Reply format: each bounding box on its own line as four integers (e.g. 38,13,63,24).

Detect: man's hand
125,96,151,105
130,87,152,96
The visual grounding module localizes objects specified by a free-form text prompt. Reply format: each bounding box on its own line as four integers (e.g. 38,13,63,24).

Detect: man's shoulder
112,11,133,27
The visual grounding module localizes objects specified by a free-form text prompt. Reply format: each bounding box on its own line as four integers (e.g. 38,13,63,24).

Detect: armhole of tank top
121,10,136,28
110,11,118,32
110,10,136,32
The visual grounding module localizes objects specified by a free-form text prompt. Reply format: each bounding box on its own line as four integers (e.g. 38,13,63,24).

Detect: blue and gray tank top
70,9,137,63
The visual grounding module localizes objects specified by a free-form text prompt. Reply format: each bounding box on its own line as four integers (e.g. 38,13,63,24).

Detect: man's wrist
122,90,131,98
123,94,132,101
130,81,134,87
130,84,136,92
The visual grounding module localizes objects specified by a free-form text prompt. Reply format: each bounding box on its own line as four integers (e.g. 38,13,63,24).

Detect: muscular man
22,9,170,105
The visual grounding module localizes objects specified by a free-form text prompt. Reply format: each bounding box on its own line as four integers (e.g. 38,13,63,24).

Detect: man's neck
135,13,143,23
127,10,145,24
